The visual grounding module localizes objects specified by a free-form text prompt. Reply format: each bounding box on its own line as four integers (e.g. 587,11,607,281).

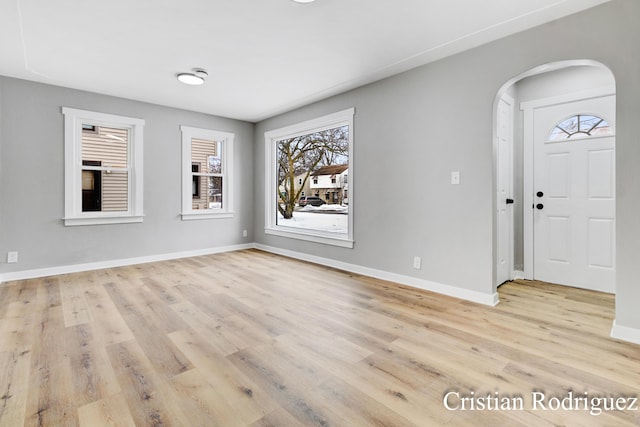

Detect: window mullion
81,166,130,172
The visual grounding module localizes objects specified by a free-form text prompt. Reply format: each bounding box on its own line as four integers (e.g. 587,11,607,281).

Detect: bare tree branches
277,125,348,219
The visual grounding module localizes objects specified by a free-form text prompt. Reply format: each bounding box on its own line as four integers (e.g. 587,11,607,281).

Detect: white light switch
451,171,460,185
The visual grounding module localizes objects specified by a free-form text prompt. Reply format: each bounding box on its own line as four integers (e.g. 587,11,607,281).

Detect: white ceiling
0,0,611,122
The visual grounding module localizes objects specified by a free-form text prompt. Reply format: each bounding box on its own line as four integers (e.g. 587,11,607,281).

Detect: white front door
533,95,615,293
496,95,514,286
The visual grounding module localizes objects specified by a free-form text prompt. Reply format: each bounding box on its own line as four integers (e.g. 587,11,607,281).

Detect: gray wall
0,77,254,273
254,0,640,330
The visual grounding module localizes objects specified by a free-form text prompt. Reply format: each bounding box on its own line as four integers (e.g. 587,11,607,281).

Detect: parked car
298,196,326,207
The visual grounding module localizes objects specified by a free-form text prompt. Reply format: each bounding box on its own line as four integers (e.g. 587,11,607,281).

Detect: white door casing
496,95,514,286
523,90,615,293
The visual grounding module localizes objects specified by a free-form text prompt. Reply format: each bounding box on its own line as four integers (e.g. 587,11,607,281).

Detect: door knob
536,203,544,210
536,191,544,197
506,198,514,204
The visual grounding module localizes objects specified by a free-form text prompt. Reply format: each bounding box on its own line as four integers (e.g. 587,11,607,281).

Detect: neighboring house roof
311,164,348,177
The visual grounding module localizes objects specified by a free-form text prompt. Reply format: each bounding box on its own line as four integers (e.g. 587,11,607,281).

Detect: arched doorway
493,60,616,293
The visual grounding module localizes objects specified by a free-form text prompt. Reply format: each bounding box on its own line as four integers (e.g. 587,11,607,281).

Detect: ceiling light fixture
177,68,208,86
291,0,316,3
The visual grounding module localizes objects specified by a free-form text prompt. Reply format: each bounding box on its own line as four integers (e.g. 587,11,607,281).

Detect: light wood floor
0,249,638,426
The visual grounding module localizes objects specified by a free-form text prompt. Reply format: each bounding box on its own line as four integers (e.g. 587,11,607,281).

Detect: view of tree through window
276,125,349,233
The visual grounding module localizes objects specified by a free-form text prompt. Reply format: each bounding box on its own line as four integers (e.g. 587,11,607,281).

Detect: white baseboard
610,320,640,345
1,242,499,308
0,243,254,283
254,244,499,306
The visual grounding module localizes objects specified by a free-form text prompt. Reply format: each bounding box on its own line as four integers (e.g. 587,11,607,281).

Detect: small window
548,114,613,142
82,124,98,134
181,126,234,220
63,108,144,226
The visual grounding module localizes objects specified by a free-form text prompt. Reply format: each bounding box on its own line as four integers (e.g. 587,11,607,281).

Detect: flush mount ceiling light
177,68,208,86
291,0,316,3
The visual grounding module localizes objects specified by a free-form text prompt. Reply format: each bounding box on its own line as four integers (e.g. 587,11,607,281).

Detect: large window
264,108,354,248
180,126,234,220
63,108,144,226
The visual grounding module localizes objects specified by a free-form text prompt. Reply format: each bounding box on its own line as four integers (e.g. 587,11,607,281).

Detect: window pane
192,174,206,209
210,176,223,209
82,125,128,168
548,114,613,141
82,169,100,212
561,116,579,134
191,138,221,174
192,175,222,210
276,125,349,233
102,170,129,212
208,155,222,174
579,115,601,131
81,169,128,212
548,127,569,141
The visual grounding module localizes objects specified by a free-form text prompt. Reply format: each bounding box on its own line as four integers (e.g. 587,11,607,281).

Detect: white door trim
520,85,616,280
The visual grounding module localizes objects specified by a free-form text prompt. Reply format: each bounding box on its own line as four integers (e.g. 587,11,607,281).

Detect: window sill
64,215,144,227
181,211,234,221
265,227,354,248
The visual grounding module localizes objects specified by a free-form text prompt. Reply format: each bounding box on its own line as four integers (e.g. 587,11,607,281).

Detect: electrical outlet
451,171,460,185
7,251,18,264
413,256,422,269
242,230,248,237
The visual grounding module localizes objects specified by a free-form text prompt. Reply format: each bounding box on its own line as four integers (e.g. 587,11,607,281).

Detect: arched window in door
548,114,613,142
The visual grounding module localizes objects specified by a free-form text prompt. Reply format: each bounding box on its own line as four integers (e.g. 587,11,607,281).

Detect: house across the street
310,164,348,205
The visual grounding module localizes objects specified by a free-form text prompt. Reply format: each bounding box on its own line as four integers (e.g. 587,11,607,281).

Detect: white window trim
180,126,235,220
264,108,354,248
62,107,144,226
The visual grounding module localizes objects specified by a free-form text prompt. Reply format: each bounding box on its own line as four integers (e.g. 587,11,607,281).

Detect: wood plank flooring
1,249,639,426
